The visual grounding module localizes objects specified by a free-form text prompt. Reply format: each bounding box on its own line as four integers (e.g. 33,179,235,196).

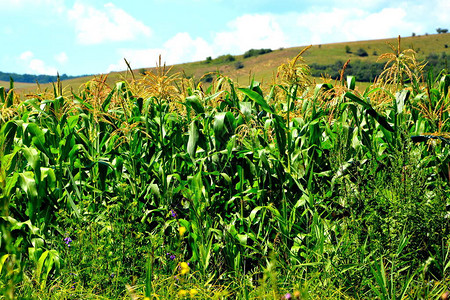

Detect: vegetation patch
1,38,450,299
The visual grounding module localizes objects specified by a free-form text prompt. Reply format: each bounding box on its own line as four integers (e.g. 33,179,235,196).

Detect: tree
436,28,449,34
356,48,368,57
345,45,351,53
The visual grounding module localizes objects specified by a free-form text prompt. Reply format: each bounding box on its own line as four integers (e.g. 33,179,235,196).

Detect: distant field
4,33,450,95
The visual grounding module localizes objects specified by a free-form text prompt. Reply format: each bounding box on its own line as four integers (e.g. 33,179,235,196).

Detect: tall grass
0,44,449,299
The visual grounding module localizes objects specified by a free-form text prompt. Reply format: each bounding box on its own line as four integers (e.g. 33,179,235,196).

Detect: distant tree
243,48,272,58
216,54,235,63
345,45,351,53
356,48,368,57
412,32,416,37
205,56,212,63
436,28,449,34
234,61,244,69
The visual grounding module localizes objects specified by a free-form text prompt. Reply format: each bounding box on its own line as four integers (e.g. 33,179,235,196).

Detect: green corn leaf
36,250,49,284
440,74,450,98
347,76,356,90
0,87,5,103
22,147,41,172
186,95,205,114
395,89,410,114
0,254,10,275
6,77,13,107
238,87,274,114
187,121,199,158
345,92,394,132
19,171,38,201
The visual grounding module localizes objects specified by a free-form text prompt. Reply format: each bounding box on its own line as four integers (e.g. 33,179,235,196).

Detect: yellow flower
180,262,189,275
189,288,198,297
179,226,186,237
177,289,189,297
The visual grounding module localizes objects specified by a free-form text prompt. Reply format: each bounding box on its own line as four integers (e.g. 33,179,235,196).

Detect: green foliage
214,54,236,63
243,48,273,58
356,48,369,57
311,60,385,81
234,61,244,69
0,51,449,299
0,71,82,84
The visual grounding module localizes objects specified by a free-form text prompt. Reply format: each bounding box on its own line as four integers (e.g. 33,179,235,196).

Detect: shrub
216,54,235,63
234,61,244,69
243,48,272,58
356,48,368,57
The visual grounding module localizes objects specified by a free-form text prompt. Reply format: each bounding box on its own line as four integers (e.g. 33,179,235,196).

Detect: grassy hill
5,33,450,95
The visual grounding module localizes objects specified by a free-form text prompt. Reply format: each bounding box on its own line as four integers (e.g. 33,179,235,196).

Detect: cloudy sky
1,0,448,76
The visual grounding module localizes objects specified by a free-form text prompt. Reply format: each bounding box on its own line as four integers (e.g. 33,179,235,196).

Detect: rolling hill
4,33,450,95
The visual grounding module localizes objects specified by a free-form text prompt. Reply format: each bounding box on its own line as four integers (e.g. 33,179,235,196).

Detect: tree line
0,71,84,84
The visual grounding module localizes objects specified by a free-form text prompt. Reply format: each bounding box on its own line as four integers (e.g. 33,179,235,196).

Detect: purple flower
166,253,176,260
64,236,72,247
170,209,177,218
284,293,292,299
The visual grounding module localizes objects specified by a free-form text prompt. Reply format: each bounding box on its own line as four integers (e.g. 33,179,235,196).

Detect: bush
356,48,368,57
216,54,235,63
234,61,244,69
243,48,272,58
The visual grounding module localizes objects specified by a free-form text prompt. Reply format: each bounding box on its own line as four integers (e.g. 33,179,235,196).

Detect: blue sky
1,0,448,76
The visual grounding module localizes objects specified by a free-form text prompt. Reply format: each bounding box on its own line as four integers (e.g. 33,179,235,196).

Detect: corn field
1,44,450,299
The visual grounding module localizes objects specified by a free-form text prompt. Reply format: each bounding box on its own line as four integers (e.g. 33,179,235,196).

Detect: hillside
5,33,450,95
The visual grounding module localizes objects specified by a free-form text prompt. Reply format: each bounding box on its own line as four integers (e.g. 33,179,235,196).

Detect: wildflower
170,209,177,218
64,236,72,247
293,290,301,298
178,289,189,297
189,288,198,297
179,262,189,275
284,293,291,299
179,226,186,237
166,253,176,260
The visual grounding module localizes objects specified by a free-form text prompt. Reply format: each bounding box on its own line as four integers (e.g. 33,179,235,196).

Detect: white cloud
68,2,152,45
282,7,423,45
213,14,290,54
29,59,58,75
19,51,58,75
107,32,213,72
55,52,68,64
20,51,34,61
